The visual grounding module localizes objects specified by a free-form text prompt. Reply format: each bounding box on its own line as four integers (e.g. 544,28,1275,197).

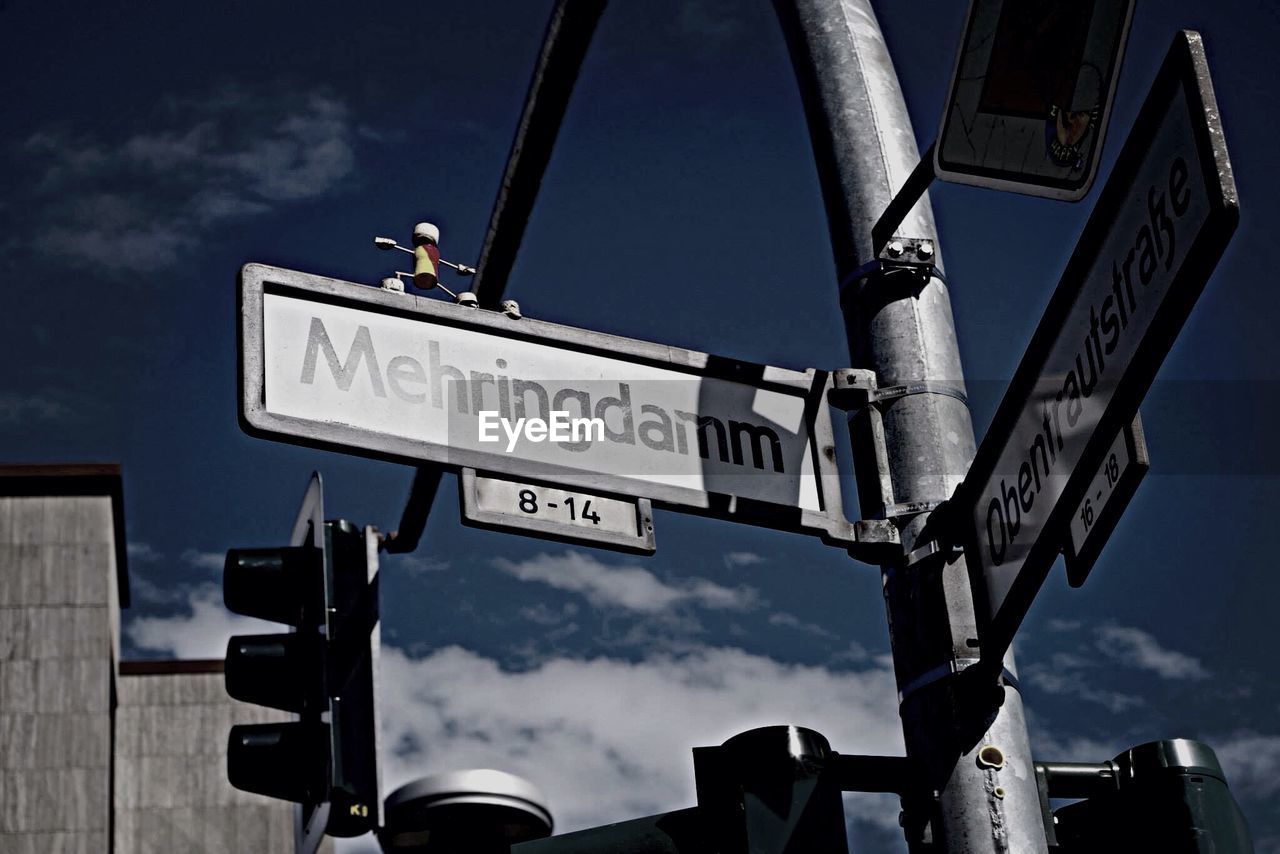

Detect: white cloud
1021,652,1144,713
493,551,759,614
1029,730,1122,764
391,553,451,576
129,572,199,607
15,87,370,274
125,585,275,659
0,392,68,424
126,541,162,562
723,551,765,568
520,602,579,626
375,644,903,835
181,548,226,572
769,611,836,639
1213,733,1280,801
1094,625,1209,680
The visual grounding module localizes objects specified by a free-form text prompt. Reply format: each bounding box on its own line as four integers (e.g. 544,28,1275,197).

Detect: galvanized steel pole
772,1,1049,850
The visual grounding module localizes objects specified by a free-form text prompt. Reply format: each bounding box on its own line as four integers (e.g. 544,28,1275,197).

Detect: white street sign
240,264,855,545
958,32,1238,660
461,469,656,555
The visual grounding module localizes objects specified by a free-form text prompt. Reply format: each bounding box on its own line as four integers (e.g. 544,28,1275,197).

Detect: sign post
957,31,1238,662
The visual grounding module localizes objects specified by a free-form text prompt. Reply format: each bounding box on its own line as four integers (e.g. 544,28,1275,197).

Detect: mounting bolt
455,291,479,308
886,240,904,258
380,277,404,293
500,299,522,319
917,240,934,259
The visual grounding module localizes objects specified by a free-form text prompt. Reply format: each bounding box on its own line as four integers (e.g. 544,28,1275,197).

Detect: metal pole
470,0,608,307
385,0,607,553
771,1,1048,850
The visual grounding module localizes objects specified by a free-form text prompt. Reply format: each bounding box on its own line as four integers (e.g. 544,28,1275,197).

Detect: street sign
240,264,855,546
935,0,1134,200
460,469,656,555
1064,415,1148,587
957,31,1238,661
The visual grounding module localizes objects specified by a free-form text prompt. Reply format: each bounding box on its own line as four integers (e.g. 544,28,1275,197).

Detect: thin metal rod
470,0,608,307
772,1,1049,850
385,0,606,553
871,142,937,256
382,467,443,554
1036,762,1119,800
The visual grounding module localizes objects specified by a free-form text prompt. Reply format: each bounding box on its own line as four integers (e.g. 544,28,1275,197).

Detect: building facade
0,464,323,853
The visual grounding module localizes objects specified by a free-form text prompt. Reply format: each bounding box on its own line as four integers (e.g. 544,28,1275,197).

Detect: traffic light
224,511,382,850
1045,739,1253,852
515,726,849,854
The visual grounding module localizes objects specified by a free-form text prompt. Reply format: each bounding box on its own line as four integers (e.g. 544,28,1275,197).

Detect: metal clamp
897,658,1022,705
899,538,964,568
871,381,968,408
839,237,948,303
842,381,970,422
882,499,946,521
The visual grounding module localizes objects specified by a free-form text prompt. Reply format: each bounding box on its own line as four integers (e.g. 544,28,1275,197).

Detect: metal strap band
839,381,967,409
845,382,969,424
838,260,948,298
871,381,968,408
900,538,964,567
883,499,946,520
897,659,1022,705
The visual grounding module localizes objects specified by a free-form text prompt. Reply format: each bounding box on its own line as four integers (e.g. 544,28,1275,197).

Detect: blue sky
3,0,1278,850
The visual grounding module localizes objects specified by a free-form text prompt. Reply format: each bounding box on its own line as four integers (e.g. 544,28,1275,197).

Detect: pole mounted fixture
372,235,476,275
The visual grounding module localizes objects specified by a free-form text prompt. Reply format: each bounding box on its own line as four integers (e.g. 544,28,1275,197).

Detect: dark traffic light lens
225,632,321,713
223,545,321,625
227,721,329,804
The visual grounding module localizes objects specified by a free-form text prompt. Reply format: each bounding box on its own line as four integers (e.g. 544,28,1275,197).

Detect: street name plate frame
956,31,1238,662
240,264,856,546
935,0,1135,200
460,469,656,555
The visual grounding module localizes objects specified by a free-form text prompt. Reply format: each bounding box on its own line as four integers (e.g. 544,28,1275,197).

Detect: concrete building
0,464,325,853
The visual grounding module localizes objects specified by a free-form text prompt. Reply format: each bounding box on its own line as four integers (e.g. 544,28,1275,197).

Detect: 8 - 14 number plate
460,470,656,555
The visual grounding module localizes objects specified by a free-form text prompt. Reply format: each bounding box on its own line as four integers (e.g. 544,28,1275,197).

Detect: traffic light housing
224,511,382,848
1046,739,1253,852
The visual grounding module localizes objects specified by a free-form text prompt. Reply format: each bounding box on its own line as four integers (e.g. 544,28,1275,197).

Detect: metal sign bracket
839,251,946,305
831,367,968,518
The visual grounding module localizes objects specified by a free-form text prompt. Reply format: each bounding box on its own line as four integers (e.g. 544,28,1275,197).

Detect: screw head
886,240,904,257
917,240,935,259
